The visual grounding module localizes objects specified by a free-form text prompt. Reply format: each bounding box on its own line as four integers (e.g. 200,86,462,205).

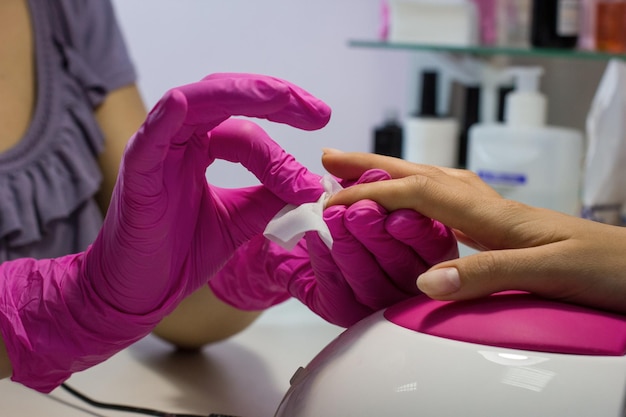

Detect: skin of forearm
152,285,263,350
0,335,11,379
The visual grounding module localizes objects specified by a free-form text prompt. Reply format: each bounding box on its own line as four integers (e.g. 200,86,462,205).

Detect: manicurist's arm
94,83,147,212
0,335,10,380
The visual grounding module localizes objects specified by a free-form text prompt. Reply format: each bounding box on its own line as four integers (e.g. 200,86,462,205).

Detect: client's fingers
322,150,459,181
416,246,556,300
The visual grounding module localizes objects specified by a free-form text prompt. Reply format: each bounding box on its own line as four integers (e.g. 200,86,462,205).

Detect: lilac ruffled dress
0,0,137,262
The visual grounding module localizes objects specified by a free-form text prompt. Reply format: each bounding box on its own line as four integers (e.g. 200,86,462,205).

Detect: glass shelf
349,40,626,62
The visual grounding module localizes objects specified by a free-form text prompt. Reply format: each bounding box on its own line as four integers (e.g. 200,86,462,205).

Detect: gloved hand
209,169,459,327
0,73,330,392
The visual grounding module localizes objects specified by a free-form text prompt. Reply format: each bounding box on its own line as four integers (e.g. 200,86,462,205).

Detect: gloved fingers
334,169,427,295
202,73,331,131
210,185,286,247
342,165,458,265
299,232,375,327
385,212,460,265
123,89,189,176
323,205,410,311
122,78,281,188
341,201,429,294
337,168,391,188
208,119,325,206
125,73,330,179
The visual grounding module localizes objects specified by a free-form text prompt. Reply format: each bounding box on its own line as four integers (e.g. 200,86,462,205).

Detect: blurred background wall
112,0,607,187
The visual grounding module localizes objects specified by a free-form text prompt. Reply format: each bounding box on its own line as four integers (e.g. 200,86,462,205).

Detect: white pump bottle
467,66,584,215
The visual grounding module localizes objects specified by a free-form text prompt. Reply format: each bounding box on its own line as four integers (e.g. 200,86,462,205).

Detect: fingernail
322,148,343,155
417,267,461,296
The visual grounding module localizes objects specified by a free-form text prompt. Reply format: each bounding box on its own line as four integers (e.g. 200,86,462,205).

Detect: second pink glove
209,170,459,327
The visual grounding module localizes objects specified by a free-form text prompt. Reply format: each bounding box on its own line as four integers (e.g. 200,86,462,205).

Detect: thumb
211,185,286,244
417,247,564,300
208,119,324,206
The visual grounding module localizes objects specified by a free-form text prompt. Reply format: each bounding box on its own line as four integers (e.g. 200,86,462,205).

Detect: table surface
0,299,344,417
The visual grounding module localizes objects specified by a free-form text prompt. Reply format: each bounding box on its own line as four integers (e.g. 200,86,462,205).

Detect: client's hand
323,150,626,316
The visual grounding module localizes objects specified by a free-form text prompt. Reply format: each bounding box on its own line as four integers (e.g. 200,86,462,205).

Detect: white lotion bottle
467,66,584,215
403,70,460,168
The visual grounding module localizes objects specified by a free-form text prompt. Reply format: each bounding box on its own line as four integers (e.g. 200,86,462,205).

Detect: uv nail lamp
274,291,626,416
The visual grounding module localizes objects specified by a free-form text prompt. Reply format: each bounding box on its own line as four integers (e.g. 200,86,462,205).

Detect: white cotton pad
263,175,342,250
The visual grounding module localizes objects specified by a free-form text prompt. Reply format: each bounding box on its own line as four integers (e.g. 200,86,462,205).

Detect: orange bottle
596,0,626,52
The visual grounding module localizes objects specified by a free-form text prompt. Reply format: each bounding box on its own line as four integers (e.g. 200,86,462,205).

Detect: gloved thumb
416,246,562,301
208,119,324,206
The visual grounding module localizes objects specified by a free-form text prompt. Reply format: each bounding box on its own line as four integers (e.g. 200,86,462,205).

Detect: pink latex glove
0,73,330,392
209,169,459,327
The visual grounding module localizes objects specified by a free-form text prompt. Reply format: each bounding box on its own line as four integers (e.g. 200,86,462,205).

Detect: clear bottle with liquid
467,67,584,215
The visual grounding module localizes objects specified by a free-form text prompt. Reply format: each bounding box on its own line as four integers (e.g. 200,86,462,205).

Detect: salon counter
0,300,344,417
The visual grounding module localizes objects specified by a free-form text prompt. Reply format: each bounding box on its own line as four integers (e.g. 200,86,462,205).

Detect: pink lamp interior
385,291,626,356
